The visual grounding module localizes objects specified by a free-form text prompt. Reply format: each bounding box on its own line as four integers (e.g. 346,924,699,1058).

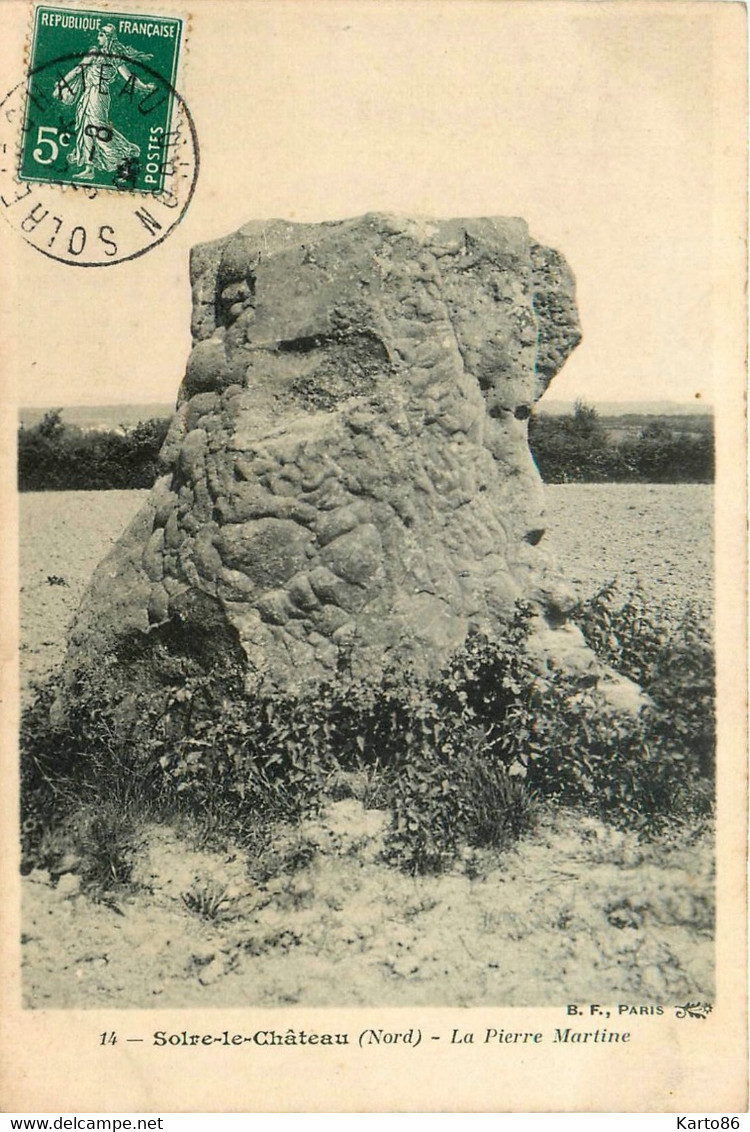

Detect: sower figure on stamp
53,25,155,181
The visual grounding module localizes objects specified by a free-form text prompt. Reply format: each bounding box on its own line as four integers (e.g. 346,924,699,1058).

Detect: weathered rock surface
65,213,584,694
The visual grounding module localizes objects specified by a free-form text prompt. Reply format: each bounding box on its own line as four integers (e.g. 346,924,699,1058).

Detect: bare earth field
19,485,714,1008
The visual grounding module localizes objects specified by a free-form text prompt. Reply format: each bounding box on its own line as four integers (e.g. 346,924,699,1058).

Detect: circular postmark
0,48,199,266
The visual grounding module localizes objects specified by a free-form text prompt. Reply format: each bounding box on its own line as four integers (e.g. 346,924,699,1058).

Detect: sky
4,0,745,408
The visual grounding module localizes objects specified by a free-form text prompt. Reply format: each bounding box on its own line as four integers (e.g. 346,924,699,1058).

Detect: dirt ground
18,484,715,1007
543,483,713,620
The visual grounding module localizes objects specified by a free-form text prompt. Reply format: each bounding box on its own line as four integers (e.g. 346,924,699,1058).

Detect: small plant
78,806,140,891
32,801,140,897
385,732,538,874
181,880,236,922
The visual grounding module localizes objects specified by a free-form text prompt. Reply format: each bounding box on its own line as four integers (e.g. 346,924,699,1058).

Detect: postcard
0,0,746,1114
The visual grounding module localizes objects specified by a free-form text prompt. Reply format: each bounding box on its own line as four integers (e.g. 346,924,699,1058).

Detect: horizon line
19,397,716,410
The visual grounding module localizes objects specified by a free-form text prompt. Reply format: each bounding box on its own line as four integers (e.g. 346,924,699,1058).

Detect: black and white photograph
1,0,746,1114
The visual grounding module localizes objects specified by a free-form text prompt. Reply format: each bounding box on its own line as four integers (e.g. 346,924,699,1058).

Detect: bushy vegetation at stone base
20,592,715,886
18,410,169,491
18,404,713,491
576,585,715,783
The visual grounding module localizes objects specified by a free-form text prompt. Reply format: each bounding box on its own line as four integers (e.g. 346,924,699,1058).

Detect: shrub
19,622,539,876
517,586,715,833
20,677,168,882
386,739,537,874
523,682,712,835
575,584,715,780
19,593,715,877
528,404,714,484
18,412,170,491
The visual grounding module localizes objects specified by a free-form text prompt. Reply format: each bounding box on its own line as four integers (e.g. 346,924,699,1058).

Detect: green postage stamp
21,6,183,194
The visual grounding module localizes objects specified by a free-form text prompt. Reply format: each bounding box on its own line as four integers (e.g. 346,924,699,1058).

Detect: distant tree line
528,401,713,484
18,410,170,491
18,403,713,491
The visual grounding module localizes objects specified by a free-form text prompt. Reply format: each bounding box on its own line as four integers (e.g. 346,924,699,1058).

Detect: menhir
63,213,592,701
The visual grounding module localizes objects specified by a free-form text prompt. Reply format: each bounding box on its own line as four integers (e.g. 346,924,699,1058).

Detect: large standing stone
64,214,583,695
